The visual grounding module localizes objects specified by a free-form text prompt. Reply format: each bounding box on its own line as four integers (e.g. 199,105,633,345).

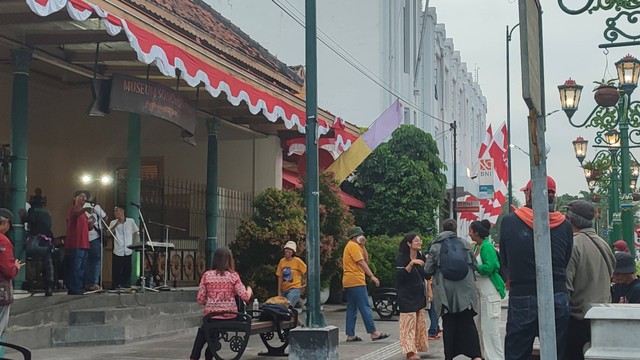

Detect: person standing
469,220,505,360
425,219,482,360
108,206,138,289
426,278,441,340
395,232,429,360
65,191,90,295
0,209,24,354
25,196,54,296
564,200,615,360
499,176,573,360
343,226,389,342
611,252,640,303
276,241,306,308
84,195,107,292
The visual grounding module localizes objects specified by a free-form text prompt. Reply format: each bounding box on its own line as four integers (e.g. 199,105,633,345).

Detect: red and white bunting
25,0,336,136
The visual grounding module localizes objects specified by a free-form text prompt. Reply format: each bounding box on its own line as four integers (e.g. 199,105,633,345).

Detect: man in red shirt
0,208,24,346
65,191,90,295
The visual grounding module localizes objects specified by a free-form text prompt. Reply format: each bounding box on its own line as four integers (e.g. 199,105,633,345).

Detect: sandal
346,336,363,342
372,332,390,341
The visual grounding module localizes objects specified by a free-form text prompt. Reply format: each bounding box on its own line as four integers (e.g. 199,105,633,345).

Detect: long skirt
399,308,429,355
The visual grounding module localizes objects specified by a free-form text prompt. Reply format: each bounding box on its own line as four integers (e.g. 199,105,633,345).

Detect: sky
431,0,639,201
206,0,639,202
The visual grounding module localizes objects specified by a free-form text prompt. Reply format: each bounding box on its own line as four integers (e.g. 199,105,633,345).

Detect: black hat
73,190,90,198
565,200,595,221
615,252,637,274
0,208,14,223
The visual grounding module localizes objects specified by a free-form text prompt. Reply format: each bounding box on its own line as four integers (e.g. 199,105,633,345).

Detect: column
9,49,32,290
205,119,219,268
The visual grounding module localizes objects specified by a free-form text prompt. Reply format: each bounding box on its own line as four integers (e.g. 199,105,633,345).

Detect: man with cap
276,241,307,309
65,190,90,295
0,208,24,343
342,226,389,342
565,200,615,360
612,252,640,303
499,176,573,360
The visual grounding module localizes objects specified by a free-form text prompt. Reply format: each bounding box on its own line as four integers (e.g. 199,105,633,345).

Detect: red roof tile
124,0,304,91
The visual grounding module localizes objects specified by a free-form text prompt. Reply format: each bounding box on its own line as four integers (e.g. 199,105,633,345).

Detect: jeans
84,239,101,287
65,249,88,294
428,301,440,336
505,292,570,360
283,288,301,308
344,286,376,336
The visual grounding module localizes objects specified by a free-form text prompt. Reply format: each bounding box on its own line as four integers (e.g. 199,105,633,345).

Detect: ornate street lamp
558,78,583,119
616,55,640,94
573,136,588,164
631,178,637,191
588,179,597,192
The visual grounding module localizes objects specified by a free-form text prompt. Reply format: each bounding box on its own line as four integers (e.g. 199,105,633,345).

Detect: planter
589,169,602,180
594,85,620,107
320,287,330,304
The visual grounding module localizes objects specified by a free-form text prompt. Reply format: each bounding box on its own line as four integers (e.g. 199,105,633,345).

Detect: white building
205,0,487,203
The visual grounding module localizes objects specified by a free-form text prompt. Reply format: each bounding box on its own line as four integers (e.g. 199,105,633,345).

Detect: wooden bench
202,309,298,360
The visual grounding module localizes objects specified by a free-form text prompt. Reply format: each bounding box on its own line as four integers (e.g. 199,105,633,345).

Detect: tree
349,125,447,236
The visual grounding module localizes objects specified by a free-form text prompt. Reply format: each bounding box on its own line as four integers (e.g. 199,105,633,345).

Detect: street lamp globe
604,129,621,148
631,161,640,178
558,78,583,119
583,167,593,180
572,136,588,163
615,54,640,94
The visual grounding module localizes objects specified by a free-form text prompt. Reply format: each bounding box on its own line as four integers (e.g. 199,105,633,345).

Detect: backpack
258,303,292,322
439,237,470,281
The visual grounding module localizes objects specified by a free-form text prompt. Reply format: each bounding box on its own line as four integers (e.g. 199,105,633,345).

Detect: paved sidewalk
22,304,452,360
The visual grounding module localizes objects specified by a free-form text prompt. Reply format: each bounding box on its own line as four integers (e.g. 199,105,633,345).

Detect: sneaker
87,285,101,291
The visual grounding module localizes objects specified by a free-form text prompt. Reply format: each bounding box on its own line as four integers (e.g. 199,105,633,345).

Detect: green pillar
304,0,325,327
126,113,141,286
9,49,32,290
205,119,219,269
619,94,634,250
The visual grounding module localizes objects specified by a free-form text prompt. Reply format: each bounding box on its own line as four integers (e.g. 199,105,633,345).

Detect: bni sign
457,201,480,213
478,159,495,199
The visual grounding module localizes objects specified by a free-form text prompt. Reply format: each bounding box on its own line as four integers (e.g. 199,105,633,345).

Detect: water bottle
252,298,259,311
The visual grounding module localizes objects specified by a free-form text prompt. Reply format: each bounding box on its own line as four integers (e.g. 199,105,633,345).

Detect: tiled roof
124,0,304,90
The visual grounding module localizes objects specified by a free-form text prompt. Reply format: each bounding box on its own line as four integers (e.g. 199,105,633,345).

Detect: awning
25,0,330,136
282,170,365,209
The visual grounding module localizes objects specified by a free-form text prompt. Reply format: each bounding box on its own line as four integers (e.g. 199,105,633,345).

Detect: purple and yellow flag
326,100,403,182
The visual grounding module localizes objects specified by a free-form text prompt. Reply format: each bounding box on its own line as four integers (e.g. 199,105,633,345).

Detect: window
404,107,410,125
403,0,410,74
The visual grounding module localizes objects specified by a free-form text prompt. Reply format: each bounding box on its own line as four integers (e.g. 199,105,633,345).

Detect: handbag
0,278,13,306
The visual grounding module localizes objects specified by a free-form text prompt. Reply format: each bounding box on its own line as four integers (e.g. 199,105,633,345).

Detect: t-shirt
342,240,365,288
66,205,89,250
276,256,307,292
86,204,107,241
109,218,139,256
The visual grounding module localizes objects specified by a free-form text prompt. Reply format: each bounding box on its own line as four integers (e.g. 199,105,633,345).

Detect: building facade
206,0,487,201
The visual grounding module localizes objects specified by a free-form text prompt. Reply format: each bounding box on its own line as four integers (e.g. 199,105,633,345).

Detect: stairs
6,289,202,349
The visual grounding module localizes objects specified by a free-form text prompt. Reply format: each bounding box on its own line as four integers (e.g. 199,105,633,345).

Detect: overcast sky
432,0,639,201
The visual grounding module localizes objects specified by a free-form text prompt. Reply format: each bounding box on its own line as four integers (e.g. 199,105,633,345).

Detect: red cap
520,176,557,194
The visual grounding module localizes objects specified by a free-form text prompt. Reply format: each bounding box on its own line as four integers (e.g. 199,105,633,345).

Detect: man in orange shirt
343,226,389,342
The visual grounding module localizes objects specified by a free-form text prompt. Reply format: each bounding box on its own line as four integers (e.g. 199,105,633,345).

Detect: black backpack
439,237,470,281
259,303,292,322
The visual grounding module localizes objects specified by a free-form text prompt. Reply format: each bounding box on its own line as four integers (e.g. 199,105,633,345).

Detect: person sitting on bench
190,247,253,360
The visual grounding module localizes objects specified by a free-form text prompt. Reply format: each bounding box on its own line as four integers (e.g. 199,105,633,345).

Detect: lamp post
560,55,640,251
506,23,519,208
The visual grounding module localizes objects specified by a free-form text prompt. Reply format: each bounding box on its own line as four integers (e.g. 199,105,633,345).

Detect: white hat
283,241,297,253
82,203,93,210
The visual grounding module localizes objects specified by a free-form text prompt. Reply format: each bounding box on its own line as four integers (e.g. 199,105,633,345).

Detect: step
70,302,201,325
51,312,202,347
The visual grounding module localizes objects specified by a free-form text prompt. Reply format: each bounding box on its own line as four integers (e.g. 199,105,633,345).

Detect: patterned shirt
197,270,251,318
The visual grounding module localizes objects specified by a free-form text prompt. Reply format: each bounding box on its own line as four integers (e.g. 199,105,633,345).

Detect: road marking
355,341,401,360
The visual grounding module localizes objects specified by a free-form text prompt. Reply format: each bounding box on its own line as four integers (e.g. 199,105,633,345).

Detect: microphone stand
131,203,157,293
148,220,185,290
